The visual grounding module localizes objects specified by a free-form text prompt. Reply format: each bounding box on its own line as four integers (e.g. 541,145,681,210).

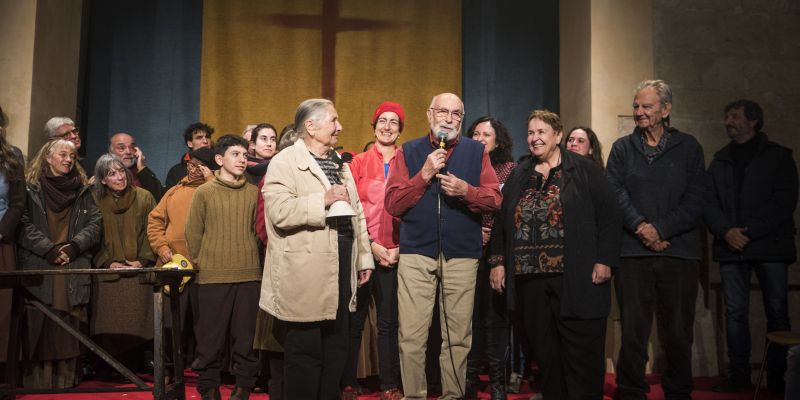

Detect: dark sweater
605,127,706,260
704,132,798,263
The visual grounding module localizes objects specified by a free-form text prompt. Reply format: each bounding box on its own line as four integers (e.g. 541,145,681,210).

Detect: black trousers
615,257,698,400
518,274,606,399
284,235,352,399
341,278,371,389
374,264,402,390
192,281,261,391
467,261,509,386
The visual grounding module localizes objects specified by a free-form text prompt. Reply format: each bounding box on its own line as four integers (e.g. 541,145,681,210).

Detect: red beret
372,102,405,131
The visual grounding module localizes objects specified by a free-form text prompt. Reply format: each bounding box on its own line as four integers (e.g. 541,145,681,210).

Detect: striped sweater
185,171,261,284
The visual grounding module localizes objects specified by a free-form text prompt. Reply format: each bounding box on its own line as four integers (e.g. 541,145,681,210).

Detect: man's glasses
430,108,464,121
58,127,80,138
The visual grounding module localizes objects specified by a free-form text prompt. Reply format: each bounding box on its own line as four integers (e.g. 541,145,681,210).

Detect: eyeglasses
429,108,464,121
58,127,80,138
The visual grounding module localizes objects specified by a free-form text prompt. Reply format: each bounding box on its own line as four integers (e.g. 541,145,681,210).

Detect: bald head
109,132,137,168
427,92,465,140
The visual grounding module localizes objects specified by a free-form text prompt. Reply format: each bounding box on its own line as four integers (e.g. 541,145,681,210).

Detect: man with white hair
606,80,706,400
44,117,81,149
385,93,501,399
109,132,163,201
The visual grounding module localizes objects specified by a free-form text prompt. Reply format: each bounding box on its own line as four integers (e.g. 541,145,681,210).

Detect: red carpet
15,372,783,399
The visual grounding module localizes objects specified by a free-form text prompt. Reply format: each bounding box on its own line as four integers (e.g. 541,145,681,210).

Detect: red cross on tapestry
200,0,462,153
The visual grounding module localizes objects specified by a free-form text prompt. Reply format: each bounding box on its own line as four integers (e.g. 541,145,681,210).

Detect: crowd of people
0,78,797,400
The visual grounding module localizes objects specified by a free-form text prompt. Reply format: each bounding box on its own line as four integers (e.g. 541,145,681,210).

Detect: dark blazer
605,127,706,260
704,133,798,263
17,184,102,306
490,149,621,319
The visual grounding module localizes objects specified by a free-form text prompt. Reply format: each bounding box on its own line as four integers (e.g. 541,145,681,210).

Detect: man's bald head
427,92,465,140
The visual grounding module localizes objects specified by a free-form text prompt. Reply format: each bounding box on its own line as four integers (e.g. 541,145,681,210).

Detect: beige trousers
397,254,477,399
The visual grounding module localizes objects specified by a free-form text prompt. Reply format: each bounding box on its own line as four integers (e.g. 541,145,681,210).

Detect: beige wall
559,0,654,161
0,0,82,159
559,0,592,132
589,0,653,161
0,0,38,155
28,0,84,157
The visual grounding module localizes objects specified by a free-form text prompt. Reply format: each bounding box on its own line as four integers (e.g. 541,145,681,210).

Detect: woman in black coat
487,110,621,399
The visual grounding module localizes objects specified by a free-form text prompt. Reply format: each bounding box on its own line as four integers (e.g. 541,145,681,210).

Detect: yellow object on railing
161,254,193,295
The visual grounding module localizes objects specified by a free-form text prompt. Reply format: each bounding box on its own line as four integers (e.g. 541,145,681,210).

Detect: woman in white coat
260,98,374,400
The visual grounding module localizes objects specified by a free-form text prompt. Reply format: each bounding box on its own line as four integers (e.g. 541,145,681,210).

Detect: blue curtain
83,0,203,181
462,0,559,161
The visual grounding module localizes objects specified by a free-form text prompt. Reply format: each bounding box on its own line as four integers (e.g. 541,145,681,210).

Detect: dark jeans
341,279,371,389
787,345,800,397
517,274,606,399
720,261,790,386
192,281,261,391
467,262,509,387
284,234,352,400
615,257,698,400
374,264,402,390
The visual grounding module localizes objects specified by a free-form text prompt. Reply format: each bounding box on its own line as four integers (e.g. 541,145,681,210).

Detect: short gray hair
93,153,132,198
44,117,75,138
293,98,334,138
635,79,673,107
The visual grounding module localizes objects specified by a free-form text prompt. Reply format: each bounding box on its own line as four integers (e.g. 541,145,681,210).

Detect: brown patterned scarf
40,167,82,212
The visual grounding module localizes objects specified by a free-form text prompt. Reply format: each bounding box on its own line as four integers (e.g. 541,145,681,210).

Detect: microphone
436,131,448,176
436,131,448,149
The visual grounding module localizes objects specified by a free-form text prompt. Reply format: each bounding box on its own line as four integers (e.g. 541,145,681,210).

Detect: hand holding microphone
420,131,449,182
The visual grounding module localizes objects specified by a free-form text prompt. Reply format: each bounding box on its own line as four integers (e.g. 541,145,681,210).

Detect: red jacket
349,144,399,249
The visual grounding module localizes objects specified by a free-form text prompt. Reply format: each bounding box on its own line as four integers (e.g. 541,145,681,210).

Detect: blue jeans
720,261,790,385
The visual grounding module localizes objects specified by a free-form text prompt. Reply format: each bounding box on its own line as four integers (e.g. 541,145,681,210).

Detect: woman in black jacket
17,139,102,388
488,110,621,399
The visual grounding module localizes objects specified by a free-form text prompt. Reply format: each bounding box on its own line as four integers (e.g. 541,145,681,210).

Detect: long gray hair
93,153,132,197
292,98,333,139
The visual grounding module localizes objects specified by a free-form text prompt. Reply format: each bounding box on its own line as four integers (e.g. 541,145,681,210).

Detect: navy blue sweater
399,136,484,259
606,127,706,260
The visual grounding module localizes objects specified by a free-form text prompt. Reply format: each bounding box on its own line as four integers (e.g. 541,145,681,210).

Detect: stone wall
653,0,800,376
